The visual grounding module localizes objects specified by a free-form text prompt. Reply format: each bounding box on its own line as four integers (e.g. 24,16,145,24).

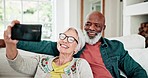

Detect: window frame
0,0,55,40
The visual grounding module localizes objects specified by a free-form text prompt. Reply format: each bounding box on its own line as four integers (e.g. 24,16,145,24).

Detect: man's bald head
86,11,105,26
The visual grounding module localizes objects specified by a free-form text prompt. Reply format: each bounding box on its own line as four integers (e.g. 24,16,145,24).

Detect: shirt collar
100,37,108,48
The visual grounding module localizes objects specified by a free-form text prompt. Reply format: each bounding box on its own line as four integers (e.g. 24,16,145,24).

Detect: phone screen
11,24,42,42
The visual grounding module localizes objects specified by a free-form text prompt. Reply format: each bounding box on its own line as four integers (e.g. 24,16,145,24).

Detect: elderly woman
4,24,93,78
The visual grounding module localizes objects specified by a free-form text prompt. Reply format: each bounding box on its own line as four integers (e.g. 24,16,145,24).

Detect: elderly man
1,11,147,78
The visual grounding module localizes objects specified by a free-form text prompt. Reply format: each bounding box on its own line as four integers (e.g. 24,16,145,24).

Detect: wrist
6,45,18,60
6,43,17,48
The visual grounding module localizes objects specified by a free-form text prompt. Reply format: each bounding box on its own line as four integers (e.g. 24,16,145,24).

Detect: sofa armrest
0,48,36,78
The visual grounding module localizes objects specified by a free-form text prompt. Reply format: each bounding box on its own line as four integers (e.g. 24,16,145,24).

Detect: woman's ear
73,50,78,55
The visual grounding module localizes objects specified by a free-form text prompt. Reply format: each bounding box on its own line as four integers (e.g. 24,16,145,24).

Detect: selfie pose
4,26,93,78
1,11,147,78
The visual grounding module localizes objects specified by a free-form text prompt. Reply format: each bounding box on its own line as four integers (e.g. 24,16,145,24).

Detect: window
0,0,54,40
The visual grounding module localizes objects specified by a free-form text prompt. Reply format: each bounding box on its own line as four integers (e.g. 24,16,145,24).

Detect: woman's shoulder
34,54,54,66
75,58,86,61
36,55,55,73
74,58,89,65
40,54,54,58
38,54,54,62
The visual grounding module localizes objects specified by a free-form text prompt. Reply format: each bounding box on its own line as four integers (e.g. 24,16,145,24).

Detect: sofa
0,34,148,78
109,34,148,77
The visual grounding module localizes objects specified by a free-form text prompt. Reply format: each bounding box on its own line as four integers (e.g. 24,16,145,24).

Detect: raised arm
2,20,59,56
4,24,39,76
4,25,18,60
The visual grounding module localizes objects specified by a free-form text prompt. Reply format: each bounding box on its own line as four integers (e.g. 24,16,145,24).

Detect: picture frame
80,0,105,36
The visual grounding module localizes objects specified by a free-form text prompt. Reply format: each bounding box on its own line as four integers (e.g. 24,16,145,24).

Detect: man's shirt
80,42,112,78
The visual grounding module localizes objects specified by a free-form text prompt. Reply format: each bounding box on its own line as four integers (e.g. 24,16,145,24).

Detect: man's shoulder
103,37,123,45
102,37,124,48
102,38,126,57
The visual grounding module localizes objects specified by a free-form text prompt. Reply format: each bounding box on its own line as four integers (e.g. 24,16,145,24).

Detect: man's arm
17,40,59,56
0,39,59,56
118,42,147,78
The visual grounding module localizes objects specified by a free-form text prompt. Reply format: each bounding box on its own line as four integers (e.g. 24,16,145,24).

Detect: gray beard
84,31,102,45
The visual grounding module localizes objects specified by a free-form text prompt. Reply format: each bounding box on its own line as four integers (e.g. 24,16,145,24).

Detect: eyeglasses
59,33,78,44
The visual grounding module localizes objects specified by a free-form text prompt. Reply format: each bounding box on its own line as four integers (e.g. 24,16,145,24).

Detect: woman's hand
4,20,20,45
4,20,20,60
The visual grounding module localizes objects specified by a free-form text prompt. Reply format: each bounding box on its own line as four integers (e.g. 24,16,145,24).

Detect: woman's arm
4,21,38,76
4,25,18,60
7,52,38,76
78,59,93,78
3,20,59,56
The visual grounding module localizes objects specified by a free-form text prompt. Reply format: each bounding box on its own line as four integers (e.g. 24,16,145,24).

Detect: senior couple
3,11,147,78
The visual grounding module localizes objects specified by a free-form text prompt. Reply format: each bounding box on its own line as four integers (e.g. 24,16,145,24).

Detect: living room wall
105,0,123,38
83,0,123,38
52,0,80,41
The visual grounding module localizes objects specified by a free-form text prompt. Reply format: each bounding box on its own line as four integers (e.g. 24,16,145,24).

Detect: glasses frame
59,33,78,44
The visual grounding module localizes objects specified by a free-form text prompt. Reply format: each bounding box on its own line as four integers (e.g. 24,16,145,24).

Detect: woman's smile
60,44,69,49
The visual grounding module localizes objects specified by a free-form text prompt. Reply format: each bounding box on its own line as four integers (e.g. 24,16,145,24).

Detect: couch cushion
109,34,145,50
128,48,148,74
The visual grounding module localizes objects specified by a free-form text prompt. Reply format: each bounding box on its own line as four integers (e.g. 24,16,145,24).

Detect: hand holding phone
11,24,42,42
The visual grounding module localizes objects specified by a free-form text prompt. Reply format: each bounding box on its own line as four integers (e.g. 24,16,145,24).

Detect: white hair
63,27,85,54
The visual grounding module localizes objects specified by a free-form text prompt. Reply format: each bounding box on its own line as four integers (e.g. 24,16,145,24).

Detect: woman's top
7,53,93,78
50,62,70,78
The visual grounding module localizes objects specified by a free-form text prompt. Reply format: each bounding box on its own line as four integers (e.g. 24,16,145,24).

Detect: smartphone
11,24,42,42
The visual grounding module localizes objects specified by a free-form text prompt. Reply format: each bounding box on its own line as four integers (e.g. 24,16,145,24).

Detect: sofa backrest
108,34,145,50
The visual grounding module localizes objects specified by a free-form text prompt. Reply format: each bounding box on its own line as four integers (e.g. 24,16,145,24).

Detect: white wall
83,0,92,24
52,0,64,41
105,0,122,38
52,0,80,41
83,0,100,25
